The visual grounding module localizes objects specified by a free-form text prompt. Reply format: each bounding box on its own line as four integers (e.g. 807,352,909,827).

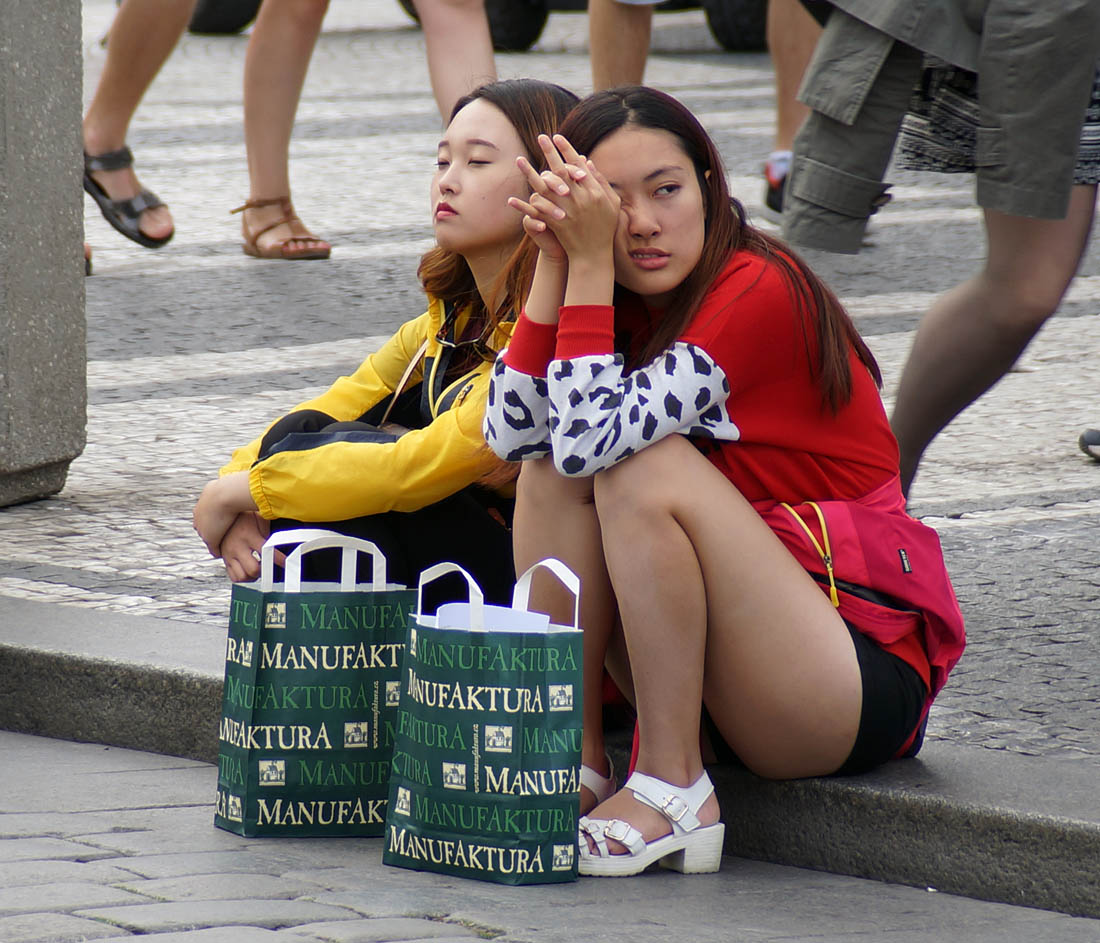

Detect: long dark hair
557,86,880,411
417,79,579,353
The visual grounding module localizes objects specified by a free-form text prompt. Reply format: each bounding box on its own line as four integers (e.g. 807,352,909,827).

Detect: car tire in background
188,0,263,34
397,0,549,53
188,0,765,54
700,0,766,51
535,1,767,54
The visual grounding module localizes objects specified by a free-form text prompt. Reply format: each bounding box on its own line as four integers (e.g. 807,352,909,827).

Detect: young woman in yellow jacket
192,79,578,601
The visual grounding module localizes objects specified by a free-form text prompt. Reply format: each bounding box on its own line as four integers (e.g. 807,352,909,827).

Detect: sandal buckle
578,817,601,838
660,794,689,822
604,820,632,842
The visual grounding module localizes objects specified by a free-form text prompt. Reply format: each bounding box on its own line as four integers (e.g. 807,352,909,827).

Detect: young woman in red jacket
484,86,964,877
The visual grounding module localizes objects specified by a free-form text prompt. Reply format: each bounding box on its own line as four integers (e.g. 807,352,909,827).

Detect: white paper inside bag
432,602,550,634
416,558,581,634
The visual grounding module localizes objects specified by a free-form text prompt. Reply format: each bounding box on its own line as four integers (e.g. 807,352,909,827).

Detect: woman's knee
516,455,595,510
984,191,1097,329
258,409,335,456
984,269,1075,331
594,435,695,516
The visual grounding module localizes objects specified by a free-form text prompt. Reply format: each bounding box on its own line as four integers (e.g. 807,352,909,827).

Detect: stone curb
0,646,221,765
1,596,1097,919
711,761,1100,920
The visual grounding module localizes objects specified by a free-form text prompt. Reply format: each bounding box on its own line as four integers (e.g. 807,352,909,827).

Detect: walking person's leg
590,0,655,91
415,0,497,121
236,0,332,259
762,0,822,216
83,0,196,244
890,184,1098,493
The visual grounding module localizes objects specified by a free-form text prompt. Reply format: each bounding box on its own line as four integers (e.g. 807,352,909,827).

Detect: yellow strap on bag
779,501,840,608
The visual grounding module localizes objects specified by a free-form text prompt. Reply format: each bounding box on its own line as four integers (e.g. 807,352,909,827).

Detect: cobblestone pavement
5,731,1100,943
1,0,1097,764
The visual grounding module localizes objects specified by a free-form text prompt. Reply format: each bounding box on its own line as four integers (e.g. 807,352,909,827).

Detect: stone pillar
0,0,86,506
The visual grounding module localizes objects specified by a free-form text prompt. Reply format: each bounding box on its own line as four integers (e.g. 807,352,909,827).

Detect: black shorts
836,622,928,775
703,622,928,776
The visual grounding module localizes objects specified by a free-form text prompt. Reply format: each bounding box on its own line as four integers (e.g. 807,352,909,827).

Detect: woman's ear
704,169,712,181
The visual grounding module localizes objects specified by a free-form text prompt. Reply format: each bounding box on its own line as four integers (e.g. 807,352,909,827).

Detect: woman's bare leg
241,0,331,255
588,435,861,851
415,0,497,122
767,0,820,152
83,0,196,241
891,184,1098,494
512,457,617,811
590,0,654,91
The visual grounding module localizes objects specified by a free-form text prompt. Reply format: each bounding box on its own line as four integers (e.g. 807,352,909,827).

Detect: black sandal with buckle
83,147,173,249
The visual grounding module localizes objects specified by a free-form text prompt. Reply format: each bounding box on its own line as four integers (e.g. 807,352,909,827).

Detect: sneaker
761,150,790,224
1078,428,1100,460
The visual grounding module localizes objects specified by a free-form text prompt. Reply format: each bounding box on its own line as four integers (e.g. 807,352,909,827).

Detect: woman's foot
87,165,174,243
234,198,331,260
82,136,174,245
578,770,724,876
582,778,721,857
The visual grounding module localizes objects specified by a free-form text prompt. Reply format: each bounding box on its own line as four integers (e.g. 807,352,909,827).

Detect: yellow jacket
221,297,512,522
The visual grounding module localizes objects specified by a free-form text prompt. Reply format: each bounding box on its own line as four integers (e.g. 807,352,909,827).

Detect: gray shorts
782,9,1100,253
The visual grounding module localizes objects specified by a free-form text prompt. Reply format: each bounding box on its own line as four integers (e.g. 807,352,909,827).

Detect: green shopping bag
383,559,584,885
214,529,415,837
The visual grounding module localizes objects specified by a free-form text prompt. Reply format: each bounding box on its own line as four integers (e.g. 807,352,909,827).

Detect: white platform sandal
578,770,724,877
580,756,616,809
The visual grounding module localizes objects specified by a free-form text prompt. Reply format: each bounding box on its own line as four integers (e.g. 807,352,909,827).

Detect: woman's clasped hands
509,133,621,264
193,471,280,583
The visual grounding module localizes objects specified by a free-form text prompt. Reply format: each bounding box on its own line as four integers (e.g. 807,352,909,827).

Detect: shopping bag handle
416,562,485,630
282,533,392,593
512,558,581,630
259,528,339,591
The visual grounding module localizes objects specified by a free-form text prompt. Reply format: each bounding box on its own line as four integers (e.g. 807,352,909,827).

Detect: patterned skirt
897,63,1100,186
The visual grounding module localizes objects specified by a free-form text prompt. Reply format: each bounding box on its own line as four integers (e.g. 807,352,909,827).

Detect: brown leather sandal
230,196,332,260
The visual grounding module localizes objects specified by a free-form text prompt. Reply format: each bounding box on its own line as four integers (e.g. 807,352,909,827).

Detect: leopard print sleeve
483,355,553,461
547,343,740,476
